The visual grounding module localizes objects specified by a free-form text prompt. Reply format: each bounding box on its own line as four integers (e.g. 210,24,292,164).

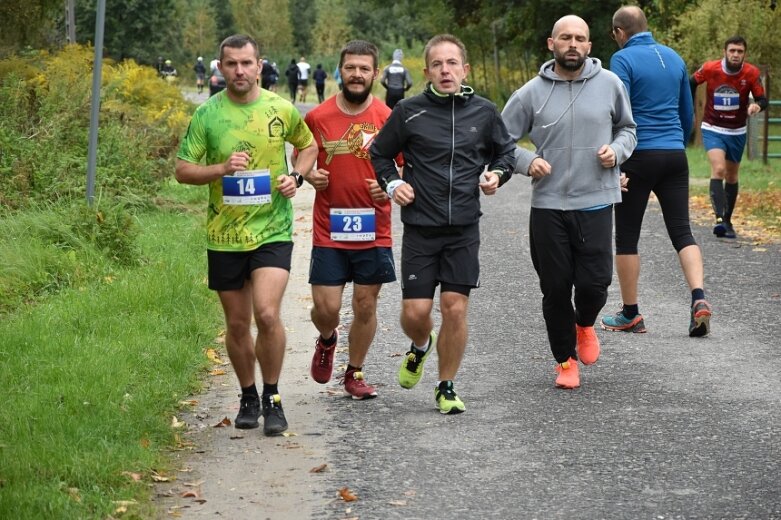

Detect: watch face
293,172,304,187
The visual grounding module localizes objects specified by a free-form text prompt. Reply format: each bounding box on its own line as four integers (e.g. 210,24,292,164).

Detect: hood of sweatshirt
533,57,603,129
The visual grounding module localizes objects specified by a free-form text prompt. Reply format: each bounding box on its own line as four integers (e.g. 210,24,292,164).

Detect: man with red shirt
300,40,399,399
691,36,768,239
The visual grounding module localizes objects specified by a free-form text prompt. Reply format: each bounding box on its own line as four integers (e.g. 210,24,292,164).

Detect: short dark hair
219,34,259,61
423,34,467,67
339,40,379,69
724,35,747,51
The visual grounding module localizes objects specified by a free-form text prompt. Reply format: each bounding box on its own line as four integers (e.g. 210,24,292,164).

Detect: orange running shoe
555,357,580,389
576,325,600,365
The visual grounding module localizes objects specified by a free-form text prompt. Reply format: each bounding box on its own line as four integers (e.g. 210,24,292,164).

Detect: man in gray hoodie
501,15,636,389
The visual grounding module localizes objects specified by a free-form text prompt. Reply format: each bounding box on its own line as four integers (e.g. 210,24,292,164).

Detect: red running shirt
304,96,398,249
693,59,765,131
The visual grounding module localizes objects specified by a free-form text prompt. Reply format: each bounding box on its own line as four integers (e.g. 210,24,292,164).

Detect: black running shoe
261,393,288,436
234,394,260,429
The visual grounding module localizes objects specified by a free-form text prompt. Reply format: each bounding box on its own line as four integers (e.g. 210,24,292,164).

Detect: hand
391,182,415,206
528,157,551,179
479,171,500,196
223,151,251,175
306,168,330,191
276,174,297,198
597,145,616,168
619,172,629,192
748,103,761,116
366,178,388,202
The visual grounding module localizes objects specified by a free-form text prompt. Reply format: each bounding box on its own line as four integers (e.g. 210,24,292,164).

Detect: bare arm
175,152,251,185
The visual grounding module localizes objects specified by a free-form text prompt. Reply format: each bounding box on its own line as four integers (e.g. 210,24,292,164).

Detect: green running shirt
177,90,314,251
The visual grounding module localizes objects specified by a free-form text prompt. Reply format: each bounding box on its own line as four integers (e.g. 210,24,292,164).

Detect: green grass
0,183,221,518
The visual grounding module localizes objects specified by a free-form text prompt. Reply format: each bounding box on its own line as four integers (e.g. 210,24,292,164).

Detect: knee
353,297,377,323
254,306,280,331
439,294,468,322
225,314,252,337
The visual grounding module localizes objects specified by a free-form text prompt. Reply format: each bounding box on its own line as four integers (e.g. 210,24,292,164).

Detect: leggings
615,150,697,255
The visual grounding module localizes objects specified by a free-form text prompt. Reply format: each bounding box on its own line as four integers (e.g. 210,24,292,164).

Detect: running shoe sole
600,315,647,333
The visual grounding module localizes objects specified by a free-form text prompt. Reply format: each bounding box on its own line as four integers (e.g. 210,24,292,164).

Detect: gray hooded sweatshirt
501,57,636,210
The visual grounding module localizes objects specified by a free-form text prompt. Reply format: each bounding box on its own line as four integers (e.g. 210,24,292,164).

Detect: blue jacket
610,32,693,151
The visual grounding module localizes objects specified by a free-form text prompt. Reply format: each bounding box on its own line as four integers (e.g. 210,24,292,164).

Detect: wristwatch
289,171,304,187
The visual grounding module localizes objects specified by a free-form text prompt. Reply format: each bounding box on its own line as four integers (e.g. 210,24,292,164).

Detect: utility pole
65,0,76,43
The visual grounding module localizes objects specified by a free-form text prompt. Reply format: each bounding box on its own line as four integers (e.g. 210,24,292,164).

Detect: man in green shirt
176,34,317,436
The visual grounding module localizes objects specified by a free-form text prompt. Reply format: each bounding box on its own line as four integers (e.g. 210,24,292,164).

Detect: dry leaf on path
213,417,231,428
181,490,200,498
388,500,407,506
338,487,358,502
209,368,227,376
171,416,186,429
309,464,328,473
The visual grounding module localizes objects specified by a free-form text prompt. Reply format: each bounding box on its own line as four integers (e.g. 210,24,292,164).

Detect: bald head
552,15,590,39
612,6,647,38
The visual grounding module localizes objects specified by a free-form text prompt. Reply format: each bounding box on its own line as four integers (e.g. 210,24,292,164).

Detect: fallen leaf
179,399,198,407
139,437,150,449
150,470,172,482
309,464,328,473
388,500,407,506
753,247,768,252
229,434,244,440
404,489,417,497
121,471,142,482
183,480,205,487
112,500,138,507
205,348,225,365
115,506,127,514
281,432,298,437
213,417,231,428
338,487,358,502
181,490,199,498
67,487,81,502
210,369,227,376
171,416,186,429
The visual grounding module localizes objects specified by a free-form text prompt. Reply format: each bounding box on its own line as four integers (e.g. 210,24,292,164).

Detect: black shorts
400,224,480,299
207,242,293,291
309,246,396,286
298,79,309,88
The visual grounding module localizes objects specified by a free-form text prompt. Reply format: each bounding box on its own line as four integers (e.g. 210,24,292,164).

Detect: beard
725,59,743,73
554,50,586,72
341,78,373,104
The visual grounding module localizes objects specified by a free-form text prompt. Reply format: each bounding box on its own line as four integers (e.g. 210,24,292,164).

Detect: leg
529,208,577,363
249,266,290,385
436,291,469,381
348,284,382,367
217,284,256,387
400,298,434,346
723,161,740,224
311,284,344,339
707,148,728,220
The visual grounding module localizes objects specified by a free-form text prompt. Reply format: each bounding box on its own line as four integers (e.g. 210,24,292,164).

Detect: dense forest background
1,0,780,101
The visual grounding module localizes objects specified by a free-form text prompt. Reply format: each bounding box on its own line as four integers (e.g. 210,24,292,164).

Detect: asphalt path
312,166,781,519
169,95,780,519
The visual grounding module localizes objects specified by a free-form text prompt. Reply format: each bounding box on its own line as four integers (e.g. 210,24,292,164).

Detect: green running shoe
398,332,436,389
434,381,465,415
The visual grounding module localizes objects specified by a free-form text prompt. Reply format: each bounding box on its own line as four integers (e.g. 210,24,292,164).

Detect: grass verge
0,184,221,518
687,147,781,241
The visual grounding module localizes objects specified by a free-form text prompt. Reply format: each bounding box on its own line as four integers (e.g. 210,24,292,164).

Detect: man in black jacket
370,34,515,415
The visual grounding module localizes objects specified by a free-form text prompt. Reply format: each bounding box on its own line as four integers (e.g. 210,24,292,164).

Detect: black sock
622,304,639,319
262,383,278,397
241,383,258,398
709,179,726,219
724,182,739,222
321,330,337,347
438,380,453,392
691,288,705,305
346,364,361,373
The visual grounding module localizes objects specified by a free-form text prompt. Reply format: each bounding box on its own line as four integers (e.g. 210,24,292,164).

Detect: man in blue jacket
370,34,515,414
501,15,637,389
601,5,712,338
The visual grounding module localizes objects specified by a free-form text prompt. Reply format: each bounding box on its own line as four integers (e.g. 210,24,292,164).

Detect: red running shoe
344,368,378,400
310,330,337,384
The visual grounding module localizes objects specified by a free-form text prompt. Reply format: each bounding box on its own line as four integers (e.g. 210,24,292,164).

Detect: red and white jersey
693,59,765,134
304,96,398,249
